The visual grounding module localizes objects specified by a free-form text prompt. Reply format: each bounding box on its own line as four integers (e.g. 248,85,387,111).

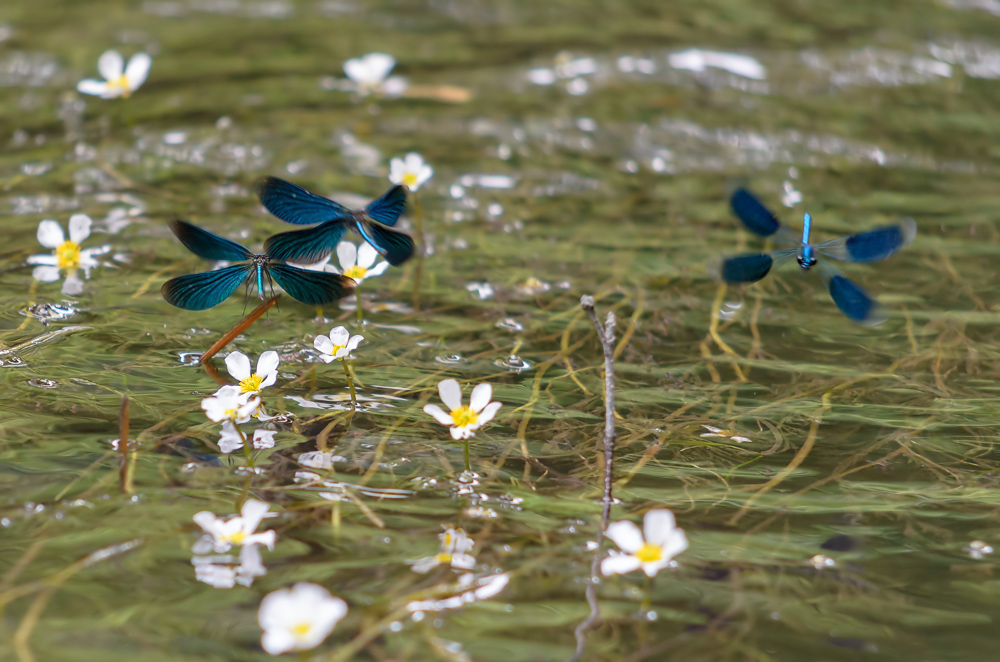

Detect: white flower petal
601,553,642,576
382,75,407,97
641,559,669,577
27,254,58,266
357,242,378,268
192,511,223,537
345,335,364,352
336,242,357,270
438,378,463,411
476,401,502,426
362,52,396,81
660,529,689,562
411,556,440,574
388,157,405,184
404,152,424,170
239,499,271,535
605,520,644,553
68,214,92,244
366,261,390,277
256,350,280,379
314,335,332,355
451,553,477,569
225,352,252,381
76,79,110,96
642,509,677,546
468,383,493,413
37,220,64,248
124,53,152,91
450,425,468,440
32,265,61,282
423,404,454,426
329,326,350,345
98,49,125,82
261,629,296,655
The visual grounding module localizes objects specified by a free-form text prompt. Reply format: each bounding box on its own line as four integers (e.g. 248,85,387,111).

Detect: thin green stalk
411,192,424,311
341,359,357,409
233,421,254,468
464,438,470,473
355,289,363,325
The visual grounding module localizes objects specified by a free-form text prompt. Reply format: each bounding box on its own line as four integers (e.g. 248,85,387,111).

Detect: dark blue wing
355,220,415,266
713,249,796,283
730,188,782,238
263,221,351,265
364,185,407,227
168,220,251,261
817,263,884,325
816,218,916,263
161,265,249,310
255,177,352,226
268,264,356,305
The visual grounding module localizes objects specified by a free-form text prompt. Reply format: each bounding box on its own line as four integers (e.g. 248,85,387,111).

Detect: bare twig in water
569,295,618,662
118,395,135,495
200,295,281,365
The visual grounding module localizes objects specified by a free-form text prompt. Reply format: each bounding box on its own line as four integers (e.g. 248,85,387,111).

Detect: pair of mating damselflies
715,188,916,324
161,178,415,310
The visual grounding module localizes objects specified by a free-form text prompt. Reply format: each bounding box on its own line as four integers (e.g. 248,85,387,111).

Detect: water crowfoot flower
389,152,433,192
343,52,406,97
258,583,347,655
601,509,688,577
314,325,364,408
424,379,502,471
28,214,110,296
193,499,277,553
226,350,279,397
77,49,152,99
202,384,261,424
411,528,477,573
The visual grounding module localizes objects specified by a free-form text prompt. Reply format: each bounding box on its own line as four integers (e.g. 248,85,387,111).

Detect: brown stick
118,396,132,495
569,295,618,662
200,295,281,365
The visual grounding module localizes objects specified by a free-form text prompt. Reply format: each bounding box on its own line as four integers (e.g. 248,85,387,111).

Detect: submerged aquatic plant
28,214,109,296
601,509,688,577
423,379,502,471
201,385,260,424
193,499,277,553
258,583,347,655
218,423,276,454
77,49,152,99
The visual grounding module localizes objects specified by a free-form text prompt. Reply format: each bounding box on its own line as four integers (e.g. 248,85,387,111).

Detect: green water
3,0,1000,660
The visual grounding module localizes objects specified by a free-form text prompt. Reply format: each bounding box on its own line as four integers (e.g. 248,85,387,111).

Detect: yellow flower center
222,530,247,544
292,623,312,637
450,406,478,428
635,543,663,563
56,241,81,270
401,172,418,188
239,374,263,394
330,344,346,357
434,552,453,564
343,265,368,280
108,74,132,97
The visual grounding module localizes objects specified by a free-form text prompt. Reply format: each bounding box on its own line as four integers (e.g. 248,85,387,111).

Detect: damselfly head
797,245,817,269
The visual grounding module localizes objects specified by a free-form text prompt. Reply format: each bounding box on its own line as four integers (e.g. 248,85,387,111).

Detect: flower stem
464,437,470,473
233,421,254,468
411,192,424,312
355,288,363,325
341,359,357,409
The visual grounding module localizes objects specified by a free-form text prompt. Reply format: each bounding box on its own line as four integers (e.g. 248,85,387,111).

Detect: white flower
193,499,277,553
411,527,477,574
27,215,110,296
327,241,390,283
389,152,433,192
218,422,277,454
226,350,279,397
314,326,364,363
258,583,347,655
781,180,803,208
202,384,261,424
343,52,407,97
77,49,152,99
699,425,751,444
601,509,688,578
423,379,502,440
